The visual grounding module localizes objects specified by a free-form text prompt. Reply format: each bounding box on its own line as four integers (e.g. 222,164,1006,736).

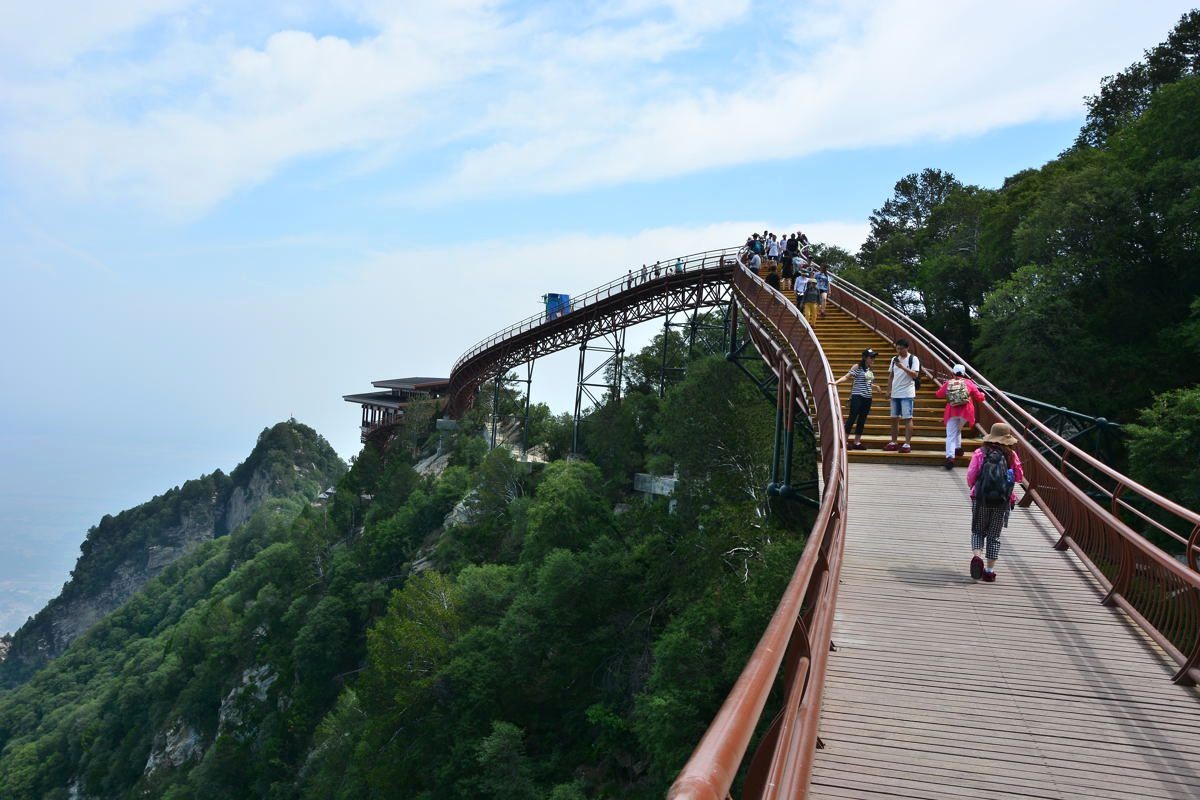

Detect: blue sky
0,0,1194,633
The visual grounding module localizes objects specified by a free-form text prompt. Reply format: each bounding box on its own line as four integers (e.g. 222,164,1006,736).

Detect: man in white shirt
885,338,920,453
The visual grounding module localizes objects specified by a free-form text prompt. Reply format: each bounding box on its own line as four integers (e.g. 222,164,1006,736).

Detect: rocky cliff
0,420,345,686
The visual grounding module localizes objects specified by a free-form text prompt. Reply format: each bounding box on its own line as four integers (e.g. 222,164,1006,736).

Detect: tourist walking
801,275,820,323
884,338,920,453
781,251,795,290
966,422,1024,582
814,264,831,317
935,364,985,469
832,348,880,450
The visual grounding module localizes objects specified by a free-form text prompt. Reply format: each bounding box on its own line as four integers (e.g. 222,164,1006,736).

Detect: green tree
1126,387,1200,522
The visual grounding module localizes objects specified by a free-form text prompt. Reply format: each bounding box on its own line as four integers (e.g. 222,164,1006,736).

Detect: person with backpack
884,338,920,453
800,274,820,323
831,348,881,450
966,422,1024,582
935,364,985,469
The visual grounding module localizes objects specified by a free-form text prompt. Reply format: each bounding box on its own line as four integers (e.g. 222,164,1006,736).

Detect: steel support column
572,329,626,455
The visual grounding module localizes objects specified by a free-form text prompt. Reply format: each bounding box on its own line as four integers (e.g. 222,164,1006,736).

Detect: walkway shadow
886,565,973,586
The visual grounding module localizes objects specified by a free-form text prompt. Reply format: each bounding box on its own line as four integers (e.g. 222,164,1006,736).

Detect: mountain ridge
0,420,346,686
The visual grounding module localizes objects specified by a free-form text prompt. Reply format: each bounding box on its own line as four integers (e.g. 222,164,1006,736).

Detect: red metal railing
830,278,1200,685
669,265,848,800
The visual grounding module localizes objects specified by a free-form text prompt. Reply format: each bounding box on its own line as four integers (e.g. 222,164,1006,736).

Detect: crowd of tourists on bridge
735,229,1025,585
740,229,832,324
616,231,1025,584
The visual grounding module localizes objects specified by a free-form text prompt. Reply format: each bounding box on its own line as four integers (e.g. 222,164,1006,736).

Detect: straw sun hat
983,422,1018,446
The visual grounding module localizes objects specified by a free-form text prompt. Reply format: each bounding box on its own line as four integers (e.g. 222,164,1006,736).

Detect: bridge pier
519,360,535,459
572,330,625,455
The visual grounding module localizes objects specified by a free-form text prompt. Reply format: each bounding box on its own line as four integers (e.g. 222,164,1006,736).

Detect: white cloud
0,0,195,69
0,0,1192,215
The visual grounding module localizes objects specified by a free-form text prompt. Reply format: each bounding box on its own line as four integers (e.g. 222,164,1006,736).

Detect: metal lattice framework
446,250,739,417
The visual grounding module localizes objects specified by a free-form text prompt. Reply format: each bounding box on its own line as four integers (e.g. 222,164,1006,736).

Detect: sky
0,0,1194,634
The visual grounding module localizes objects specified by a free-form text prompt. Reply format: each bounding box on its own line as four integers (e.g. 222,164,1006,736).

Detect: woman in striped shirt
831,348,881,450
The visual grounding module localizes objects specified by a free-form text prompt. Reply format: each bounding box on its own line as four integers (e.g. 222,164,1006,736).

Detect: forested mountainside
0,342,811,799
0,421,346,686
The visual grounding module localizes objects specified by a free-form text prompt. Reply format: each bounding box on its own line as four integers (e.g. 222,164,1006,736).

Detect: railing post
781,380,796,491
1101,535,1134,607
490,375,501,450
768,374,785,496
1188,524,1200,573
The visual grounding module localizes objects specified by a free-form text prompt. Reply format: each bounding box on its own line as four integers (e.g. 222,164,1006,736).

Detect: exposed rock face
0,633,11,663
218,664,278,739
0,421,346,685
144,720,204,776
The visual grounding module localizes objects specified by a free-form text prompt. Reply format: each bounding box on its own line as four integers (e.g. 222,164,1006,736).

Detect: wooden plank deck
810,463,1200,800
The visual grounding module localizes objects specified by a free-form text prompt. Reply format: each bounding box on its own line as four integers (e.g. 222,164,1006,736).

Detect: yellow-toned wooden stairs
787,287,980,466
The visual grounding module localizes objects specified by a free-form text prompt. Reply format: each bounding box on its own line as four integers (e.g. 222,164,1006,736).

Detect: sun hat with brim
983,422,1018,446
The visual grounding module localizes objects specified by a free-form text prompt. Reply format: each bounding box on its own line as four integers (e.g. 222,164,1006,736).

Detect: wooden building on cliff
343,377,449,441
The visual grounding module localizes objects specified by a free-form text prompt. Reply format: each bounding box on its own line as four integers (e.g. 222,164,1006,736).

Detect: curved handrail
670,265,848,799
830,277,1200,684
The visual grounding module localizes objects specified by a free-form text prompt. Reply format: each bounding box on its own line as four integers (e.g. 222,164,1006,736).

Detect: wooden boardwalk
810,463,1200,800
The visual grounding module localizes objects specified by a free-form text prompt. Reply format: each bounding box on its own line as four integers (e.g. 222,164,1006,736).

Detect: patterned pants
971,498,1007,560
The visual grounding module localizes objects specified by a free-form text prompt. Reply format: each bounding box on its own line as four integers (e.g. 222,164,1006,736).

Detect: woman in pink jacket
934,364,985,470
965,423,1024,583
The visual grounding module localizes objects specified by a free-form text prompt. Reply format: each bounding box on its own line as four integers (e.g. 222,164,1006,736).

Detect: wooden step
848,449,972,467
849,434,980,452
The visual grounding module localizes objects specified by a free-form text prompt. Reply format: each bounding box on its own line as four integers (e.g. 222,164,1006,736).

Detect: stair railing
670,264,849,799
830,277,1200,685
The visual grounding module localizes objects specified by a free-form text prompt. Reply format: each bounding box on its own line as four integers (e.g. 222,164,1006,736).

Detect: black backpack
978,446,1013,506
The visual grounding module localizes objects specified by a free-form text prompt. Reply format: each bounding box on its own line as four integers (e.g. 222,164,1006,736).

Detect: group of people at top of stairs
741,230,831,324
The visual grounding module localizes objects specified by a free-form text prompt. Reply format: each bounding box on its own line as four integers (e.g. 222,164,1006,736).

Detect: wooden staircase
792,296,979,466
